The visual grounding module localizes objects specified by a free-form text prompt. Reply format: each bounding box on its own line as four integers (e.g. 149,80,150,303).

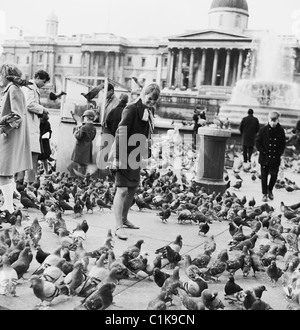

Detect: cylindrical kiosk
196,127,231,194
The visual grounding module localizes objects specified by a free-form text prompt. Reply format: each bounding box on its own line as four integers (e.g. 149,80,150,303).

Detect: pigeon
181,276,208,297
134,197,152,211
78,282,116,310
96,198,111,211
20,191,39,210
253,285,267,299
49,91,67,101
157,208,171,223
35,245,51,265
266,260,284,287
11,246,33,279
250,299,273,310
224,275,243,296
198,221,210,236
88,253,110,282
7,240,26,265
155,235,183,255
0,255,18,296
64,261,87,296
201,289,225,310
177,287,205,310
29,218,42,248
30,275,68,306
203,235,217,256
81,83,104,102
243,290,257,310
147,288,173,310
153,267,171,288
125,239,144,260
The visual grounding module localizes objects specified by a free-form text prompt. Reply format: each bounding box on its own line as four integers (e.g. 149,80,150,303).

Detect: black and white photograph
0,0,300,313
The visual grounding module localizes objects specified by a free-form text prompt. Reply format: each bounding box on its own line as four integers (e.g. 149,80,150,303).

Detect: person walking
70,109,97,176
0,64,32,213
112,83,161,240
256,111,286,202
38,111,52,175
95,83,120,125
18,70,50,184
239,108,260,164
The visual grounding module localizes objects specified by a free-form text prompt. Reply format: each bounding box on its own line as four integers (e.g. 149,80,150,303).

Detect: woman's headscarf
0,63,23,78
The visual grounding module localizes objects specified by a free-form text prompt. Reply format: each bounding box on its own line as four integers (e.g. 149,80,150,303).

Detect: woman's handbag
0,112,22,136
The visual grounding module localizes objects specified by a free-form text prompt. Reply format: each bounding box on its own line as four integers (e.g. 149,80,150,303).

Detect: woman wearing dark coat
112,83,161,240
256,111,286,202
71,110,96,175
239,108,260,163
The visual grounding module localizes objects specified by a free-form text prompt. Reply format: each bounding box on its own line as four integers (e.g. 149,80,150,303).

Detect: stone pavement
0,155,300,310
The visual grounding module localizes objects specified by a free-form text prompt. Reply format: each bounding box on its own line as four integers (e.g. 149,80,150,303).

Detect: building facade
1,0,300,100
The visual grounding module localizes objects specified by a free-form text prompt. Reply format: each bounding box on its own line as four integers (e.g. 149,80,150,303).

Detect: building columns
156,53,164,87
188,48,195,89
177,48,183,88
169,50,175,87
94,53,100,77
114,52,119,81
224,49,231,86
104,52,109,77
250,49,256,79
237,49,244,82
80,52,85,76
119,53,124,84
212,48,219,86
200,48,207,85
48,51,55,83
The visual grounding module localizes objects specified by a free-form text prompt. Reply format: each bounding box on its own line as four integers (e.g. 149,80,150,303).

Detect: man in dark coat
256,111,286,202
239,108,260,163
70,110,97,176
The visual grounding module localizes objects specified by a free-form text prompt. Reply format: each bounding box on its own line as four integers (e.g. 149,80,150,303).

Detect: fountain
219,31,300,129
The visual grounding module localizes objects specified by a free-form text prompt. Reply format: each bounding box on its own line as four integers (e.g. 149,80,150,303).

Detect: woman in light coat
0,64,32,213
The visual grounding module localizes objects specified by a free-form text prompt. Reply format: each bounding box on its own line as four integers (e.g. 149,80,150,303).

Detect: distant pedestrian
70,110,97,176
256,111,286,202
239,108,260,163
192,108,206,150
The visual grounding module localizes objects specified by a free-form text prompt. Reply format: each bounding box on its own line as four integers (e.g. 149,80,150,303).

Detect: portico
166,30,253,90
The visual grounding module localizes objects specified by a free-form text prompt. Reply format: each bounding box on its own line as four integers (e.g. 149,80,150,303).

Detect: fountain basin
219,79,300,129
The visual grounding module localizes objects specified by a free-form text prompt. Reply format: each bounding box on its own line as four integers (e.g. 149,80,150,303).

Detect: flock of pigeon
0,136,300,310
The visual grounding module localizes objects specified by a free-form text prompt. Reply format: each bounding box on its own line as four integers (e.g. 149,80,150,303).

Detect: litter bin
195,127,231,194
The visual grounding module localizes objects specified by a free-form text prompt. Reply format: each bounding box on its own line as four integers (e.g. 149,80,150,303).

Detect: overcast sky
0,0,300,41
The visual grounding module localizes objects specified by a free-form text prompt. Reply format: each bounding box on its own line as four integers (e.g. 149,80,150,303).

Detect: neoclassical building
1,0,300,104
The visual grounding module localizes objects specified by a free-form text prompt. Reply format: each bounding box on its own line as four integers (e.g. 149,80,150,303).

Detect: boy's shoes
262,194,268,202
268,191,274,200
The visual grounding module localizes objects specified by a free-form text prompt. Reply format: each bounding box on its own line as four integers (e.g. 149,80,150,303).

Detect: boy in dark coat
256,111,286,202
239,108,260,163
71,110,96,176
